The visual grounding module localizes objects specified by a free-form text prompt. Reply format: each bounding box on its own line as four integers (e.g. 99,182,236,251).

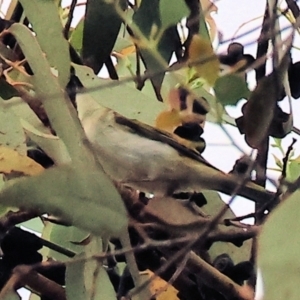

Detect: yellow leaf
0,146,44,177
188,35,219,86
140,269,179,300
120,45,136,56
155,109,182,133
156,87,206,134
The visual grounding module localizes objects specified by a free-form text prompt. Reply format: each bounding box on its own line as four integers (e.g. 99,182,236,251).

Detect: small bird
75,89,274,204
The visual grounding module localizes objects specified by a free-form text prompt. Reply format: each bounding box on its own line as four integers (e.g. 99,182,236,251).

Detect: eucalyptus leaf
65,254,89,300
214,74,250,106
2,97,49,135
132,0,160,37
0,164,128,237
20,217,44,234
258,190,300,300
19,0,70,88
286,160,300,182
66,236,117,300
73,64,167,125
0,104,27,155
42,223,88,261
132,0,182,101
159,0,189,29
82,0,127,74
7,24,128,238
272,154,283,169
21,119,71,165
70,18,84,53
114,23,134,53
8,23,95,163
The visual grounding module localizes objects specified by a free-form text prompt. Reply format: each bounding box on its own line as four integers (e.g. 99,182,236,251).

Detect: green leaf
42,223,88,261
258,190,300,300
73,64,166,125
5,25,127,238
273,137,282,148
0,165,128,237
70,18,84,53
214,74,250,106
0,105,27,155
66,236,117,300
286,160,300,182
132,0,161,37
132,0,182,100
82,0,127,74
20,217,44,234
272,154,283,169
21,119,71,165
159,0,189,29
271,138,284,154
0,78,19,100
19,0,70,88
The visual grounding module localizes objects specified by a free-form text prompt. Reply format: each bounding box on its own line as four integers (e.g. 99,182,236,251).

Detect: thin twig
63,0,77,39
281,137,297,178
0,265,66,300
127,160,258,300
0,210,38,233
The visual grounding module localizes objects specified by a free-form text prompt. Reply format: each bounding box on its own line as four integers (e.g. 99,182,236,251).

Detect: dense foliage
0,1,299,300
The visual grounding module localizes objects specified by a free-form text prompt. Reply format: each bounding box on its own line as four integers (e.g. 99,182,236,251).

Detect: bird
75,86,274,205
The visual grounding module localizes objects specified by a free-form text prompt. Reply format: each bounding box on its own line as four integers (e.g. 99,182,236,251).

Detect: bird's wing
114,112,275,204
114,112,221,172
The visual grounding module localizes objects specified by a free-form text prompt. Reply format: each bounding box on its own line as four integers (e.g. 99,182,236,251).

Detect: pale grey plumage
77,94,274,204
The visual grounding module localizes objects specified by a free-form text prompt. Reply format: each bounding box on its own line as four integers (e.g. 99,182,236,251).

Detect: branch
281,138,297,178
207,226,259,246
186,252,253,300
63,0,77,39
0,265,66,300
0,209,38,233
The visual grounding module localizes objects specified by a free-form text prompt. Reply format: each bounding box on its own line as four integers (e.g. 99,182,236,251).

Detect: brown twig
0,265,66,300
281,138,297,178
0,209,38,232
186,252,254,300
127,165,257,300
249,3,271,287
63,0,77,39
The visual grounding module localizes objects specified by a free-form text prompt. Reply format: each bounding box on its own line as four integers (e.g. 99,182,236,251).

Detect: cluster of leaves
0,1,299,300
